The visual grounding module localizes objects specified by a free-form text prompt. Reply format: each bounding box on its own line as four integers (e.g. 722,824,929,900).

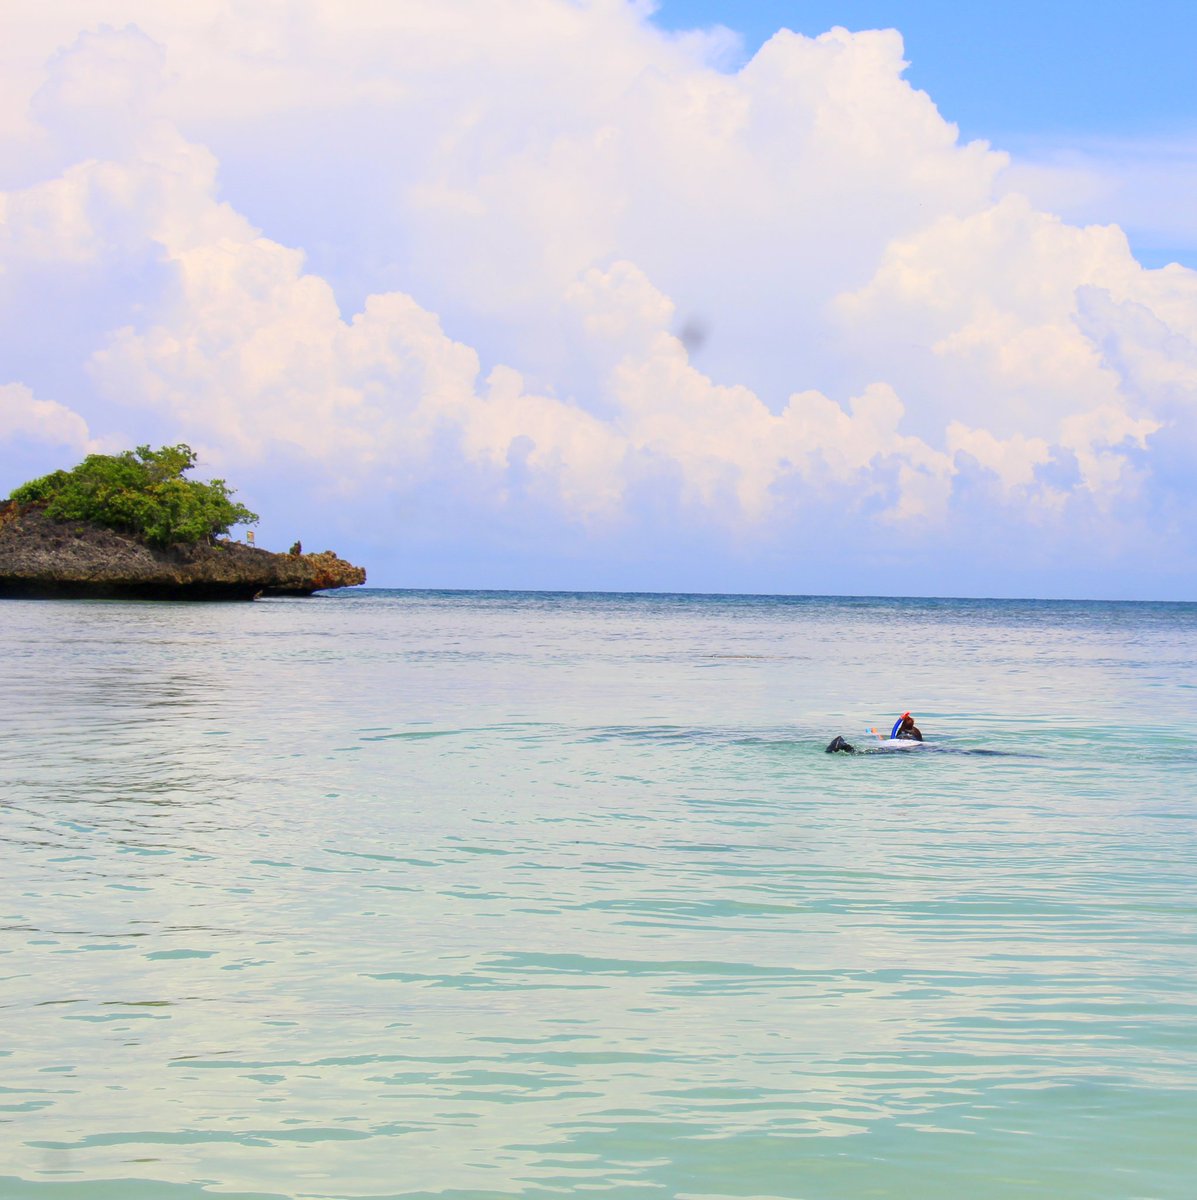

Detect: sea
3,589,1196,1200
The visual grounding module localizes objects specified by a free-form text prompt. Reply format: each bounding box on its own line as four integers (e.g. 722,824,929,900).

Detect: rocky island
0,445,366,601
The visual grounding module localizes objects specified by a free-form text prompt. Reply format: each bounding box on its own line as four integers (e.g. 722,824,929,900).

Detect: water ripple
2,593,1195,1198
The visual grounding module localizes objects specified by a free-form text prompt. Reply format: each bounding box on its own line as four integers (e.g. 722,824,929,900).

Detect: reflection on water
2,592,1196,1199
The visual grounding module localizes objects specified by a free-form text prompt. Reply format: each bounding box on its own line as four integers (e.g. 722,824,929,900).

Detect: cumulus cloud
0,382,92,450
1000,135,1197,269
0,3,1195,594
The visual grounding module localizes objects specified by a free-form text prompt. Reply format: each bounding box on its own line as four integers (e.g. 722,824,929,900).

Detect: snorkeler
826,712,923,753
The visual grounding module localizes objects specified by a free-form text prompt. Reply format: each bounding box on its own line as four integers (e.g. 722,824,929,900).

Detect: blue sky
1,1,1196,598
656,2,1197,138
653,1,1197,268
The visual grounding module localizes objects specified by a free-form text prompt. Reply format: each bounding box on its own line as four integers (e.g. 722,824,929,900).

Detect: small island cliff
0,501,366,601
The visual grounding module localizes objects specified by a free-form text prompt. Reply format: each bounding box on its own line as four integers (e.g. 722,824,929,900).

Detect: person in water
826,712,923,753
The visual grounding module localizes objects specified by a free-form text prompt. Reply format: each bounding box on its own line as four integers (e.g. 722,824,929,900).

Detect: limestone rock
0,502,366,601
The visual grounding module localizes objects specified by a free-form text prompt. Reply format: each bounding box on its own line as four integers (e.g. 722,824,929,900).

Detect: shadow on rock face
0,502,366,601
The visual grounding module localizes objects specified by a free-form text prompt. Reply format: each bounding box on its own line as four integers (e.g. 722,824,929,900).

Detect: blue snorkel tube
890,712,910,740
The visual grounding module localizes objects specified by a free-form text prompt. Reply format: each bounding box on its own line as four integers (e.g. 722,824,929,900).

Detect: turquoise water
3,590,1196,1199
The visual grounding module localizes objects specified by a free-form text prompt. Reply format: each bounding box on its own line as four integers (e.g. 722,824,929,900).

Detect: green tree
10,445,259,547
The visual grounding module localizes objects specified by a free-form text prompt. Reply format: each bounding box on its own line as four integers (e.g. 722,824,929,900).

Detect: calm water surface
2,590,1196,1198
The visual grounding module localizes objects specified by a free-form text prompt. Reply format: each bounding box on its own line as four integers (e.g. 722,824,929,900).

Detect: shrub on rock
9,444,258,548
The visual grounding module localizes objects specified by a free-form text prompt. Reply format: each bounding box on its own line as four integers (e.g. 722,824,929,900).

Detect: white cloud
945,423,1051,491
0,382,92,450
999,135,1197,267
1,4,1196,593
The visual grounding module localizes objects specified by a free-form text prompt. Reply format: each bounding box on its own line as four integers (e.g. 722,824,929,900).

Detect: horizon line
327,586,1196,606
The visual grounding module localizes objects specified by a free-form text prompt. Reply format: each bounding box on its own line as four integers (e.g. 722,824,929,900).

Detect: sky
1,0,1195,598
656,0,1197,270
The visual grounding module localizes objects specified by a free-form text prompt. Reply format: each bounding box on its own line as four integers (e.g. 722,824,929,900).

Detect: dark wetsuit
896,720,922,741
